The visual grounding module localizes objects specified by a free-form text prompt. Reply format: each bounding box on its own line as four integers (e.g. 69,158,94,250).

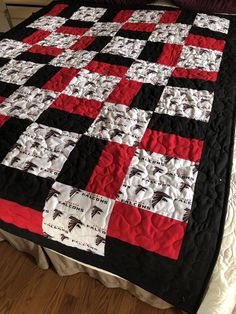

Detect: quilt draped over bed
0,1,235,313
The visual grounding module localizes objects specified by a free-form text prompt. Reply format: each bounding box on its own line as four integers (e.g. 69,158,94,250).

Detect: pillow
172,0,236,13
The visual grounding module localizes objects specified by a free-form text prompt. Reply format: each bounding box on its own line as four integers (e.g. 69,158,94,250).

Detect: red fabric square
122,22,156,32
157,43,183,66
86,142,136,199
139,129,204,163
28,45,63,56
159,10,181,24
45,4,68,16
50,94,103,119
85,61,129,78
43,68,79,92
173,67,218,81
113,10,134,22
69,36,96,50
0,114,10,127
0,96,5,105
106,78,142,106
0,198,43,235
56,26,89,36
185,34,225,52
107,201,187,260
22,30,51,45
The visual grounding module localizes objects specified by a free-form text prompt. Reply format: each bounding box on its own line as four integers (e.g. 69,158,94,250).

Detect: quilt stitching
0,4,231,263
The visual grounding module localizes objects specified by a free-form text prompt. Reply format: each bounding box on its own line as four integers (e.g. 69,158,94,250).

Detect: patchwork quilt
0,1,235,313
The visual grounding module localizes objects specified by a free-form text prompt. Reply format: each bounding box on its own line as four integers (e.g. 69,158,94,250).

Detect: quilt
0,1,235,313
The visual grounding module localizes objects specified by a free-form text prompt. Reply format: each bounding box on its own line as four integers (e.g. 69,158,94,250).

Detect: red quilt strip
140,130,204,163
107,201,187,259
28,45,63,56
86,61,129,77
43,68,79,92
173,67,219,81
106,78,142,106
50,94,103,119
0,198,43,235
86,142,136,199
185,34,225,52
45,4,68,16
0,115,10,127
22,30,51,45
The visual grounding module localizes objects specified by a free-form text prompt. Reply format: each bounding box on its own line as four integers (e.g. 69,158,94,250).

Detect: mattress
0,1,235,313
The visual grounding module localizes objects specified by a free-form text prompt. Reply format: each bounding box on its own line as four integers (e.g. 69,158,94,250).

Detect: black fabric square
0,117,31,163
0,81,19,98
57,135,107,189
93,52,133,67
5,27,36,41
63,19,94,28
24,65,61,88
86,36,112,52
177,11,196,25
98,8,119,22
37,108,94,134
0,57,10,68
59,5,80,18
190,26,227,41
116,29,151,40
148,113,207,140
0,164,53,211
15,52,54,64
167,77,215,93
131,84,164,111
138,41,164,63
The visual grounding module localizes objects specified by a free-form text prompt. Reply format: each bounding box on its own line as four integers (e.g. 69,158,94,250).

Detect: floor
0,241,182,314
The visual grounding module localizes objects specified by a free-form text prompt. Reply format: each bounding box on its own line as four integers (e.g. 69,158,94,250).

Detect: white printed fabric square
27,16,67,31
86,103,152,146
194,13,230,34
149,24,191,44
43,181,115,256
70,6,107,22
102,36,146,59
177,46,223,72
0,86,59,121
0,60,42,85
0,39,31,59
155,86,214,122
85,22,122,36
38,33,78,49
125,60,173,86
64,69,120,102
117,149,199,221
2,123,80,179
50,50,97,69
128,10,163,23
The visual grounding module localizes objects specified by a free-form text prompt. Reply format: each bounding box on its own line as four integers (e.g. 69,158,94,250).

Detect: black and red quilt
0,1,235,313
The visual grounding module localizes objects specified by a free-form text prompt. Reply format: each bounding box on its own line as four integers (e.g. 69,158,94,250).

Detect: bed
0,0,235,313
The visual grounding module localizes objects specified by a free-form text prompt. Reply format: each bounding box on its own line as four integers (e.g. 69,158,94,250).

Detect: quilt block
0,2,235,313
